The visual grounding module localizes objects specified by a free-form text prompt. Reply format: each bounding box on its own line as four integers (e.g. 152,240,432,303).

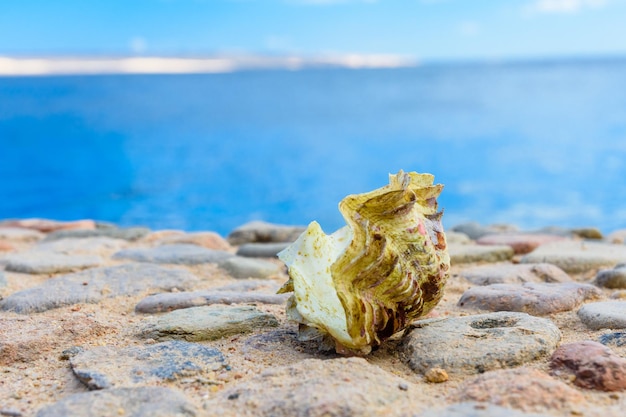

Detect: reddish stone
477,233,567,254
159,232,232,251
0,218,96,233
0,240,15,252
550,341,626,391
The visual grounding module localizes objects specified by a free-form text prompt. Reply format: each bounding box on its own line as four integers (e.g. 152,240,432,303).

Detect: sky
1,0,625,62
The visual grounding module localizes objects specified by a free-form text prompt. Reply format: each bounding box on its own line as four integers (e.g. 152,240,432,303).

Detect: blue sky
1,0,625,61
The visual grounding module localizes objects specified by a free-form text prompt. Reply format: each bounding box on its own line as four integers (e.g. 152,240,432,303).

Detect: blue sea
1,58,626,236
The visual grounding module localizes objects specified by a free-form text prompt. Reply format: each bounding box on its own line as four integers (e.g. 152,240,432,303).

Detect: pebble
204,357,412,417
153,231,232,251
0,263,199,314
476,233,567,255
594,263,626,289
448,244,514,264
418,402,552,417
236,242,291,258
550,341,626,391
135,290,288,313
577,301,626,330
43,226,150,242
424,367,449,383
227,220,306,245
0,227,44,242
214,279,281,293
0,240,15,252
70,340,226,389
217,256,281,279
0,271,6,288
599,332,626,347
0,218,95,233
4,252,103,274
458,282,601,316
140,305,279,342
607,229,626,244
34,237,127,255
449,368,587,414
445,231,471,244
458,263,572,285
35,387,197,417
112,244,233,265
520,241,626,273
451,222,519,240
400,312,561,375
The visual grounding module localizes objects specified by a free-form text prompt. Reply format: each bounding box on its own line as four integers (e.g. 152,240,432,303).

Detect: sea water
1,58,626,235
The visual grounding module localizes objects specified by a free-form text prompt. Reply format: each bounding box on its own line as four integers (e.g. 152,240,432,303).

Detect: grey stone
227,220,306,245
140,305,279,341
400,312,561,375
204,357,412,417
595,264,626,289
4,252,103,274
34,237,127,255
521,241,626,273
236,242,291,258
445,231,472,244
113,244,233,265
451,222,519,240
448,244,514,264
0,263,198,314
35,387,197,417
599,332,626,347
135,290,288,314
419,402,552,417
577,301,626,330
0,271,6,288
44,226,150,242
214,279,281,293
0,227,44,242
607,229,626,244
217,256,281,279
458,263,572,285
458,282,601,316
70,340,226,389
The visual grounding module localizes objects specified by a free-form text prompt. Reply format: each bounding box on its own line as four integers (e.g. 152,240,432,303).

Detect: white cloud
527,0,608,14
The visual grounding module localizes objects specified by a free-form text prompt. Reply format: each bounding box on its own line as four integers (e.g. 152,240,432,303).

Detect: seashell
278,170,450,355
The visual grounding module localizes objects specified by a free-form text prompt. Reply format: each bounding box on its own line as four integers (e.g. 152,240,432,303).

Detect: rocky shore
1,218,625,417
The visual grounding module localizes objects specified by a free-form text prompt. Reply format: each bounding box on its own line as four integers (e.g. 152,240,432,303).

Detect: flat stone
419,402,551,417
135,290,288,314
4,252,103,274
550,341,626,391
140,305,279,341
236,242,291,258
113,244,233,265
521,241,626,273
214,279,281,293
44,226,150,242
577,301,626,330
607,229,626,244
599,332,626,347
217,256,281,279
70,340,226,389
204,357,412,417
34,237,127,255
0,263,198,314
595,264,626,289
35,387,197,417
458,282,601,315
477,233,567,255
451,222,519,240
449,368,586,414
155,231,232,251
448,244,514,264
227,220,306,245
0,227,45,242
0,218,95,233
458,263,572,285
400,312,561,375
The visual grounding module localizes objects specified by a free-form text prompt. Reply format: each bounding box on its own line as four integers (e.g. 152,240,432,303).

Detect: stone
451,222,519,240
0,271,6,288
607,229,626,244
457,282,601,316
155,231,232,251
43,226,150,242
476,233,567,255
0,263,198,314
458,263,572,285
217,256,281,279
445,231,471,244
214,279,281,293
450,368,586,414
571,227,604,240
0,218,95,233
35,387,197,417
595,264,626,289
424,367,449,383
236,242,291,258
227,220,306,245
0,314,110,366
577,301,626,330
4,252,103,274
418,402,552,417
140,305,279,342
113,244,233,265
0,240,15,251
70,340,226,389
550,341,626,391
400,312,561,375
204,357,412,417
448,244,514,264
520,241,626,274
599,332,626,347
135,290,288,314
34,237,127,255
0,227,45,242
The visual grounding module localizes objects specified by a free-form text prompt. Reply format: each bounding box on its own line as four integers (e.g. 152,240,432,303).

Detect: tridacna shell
278,170,450,355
